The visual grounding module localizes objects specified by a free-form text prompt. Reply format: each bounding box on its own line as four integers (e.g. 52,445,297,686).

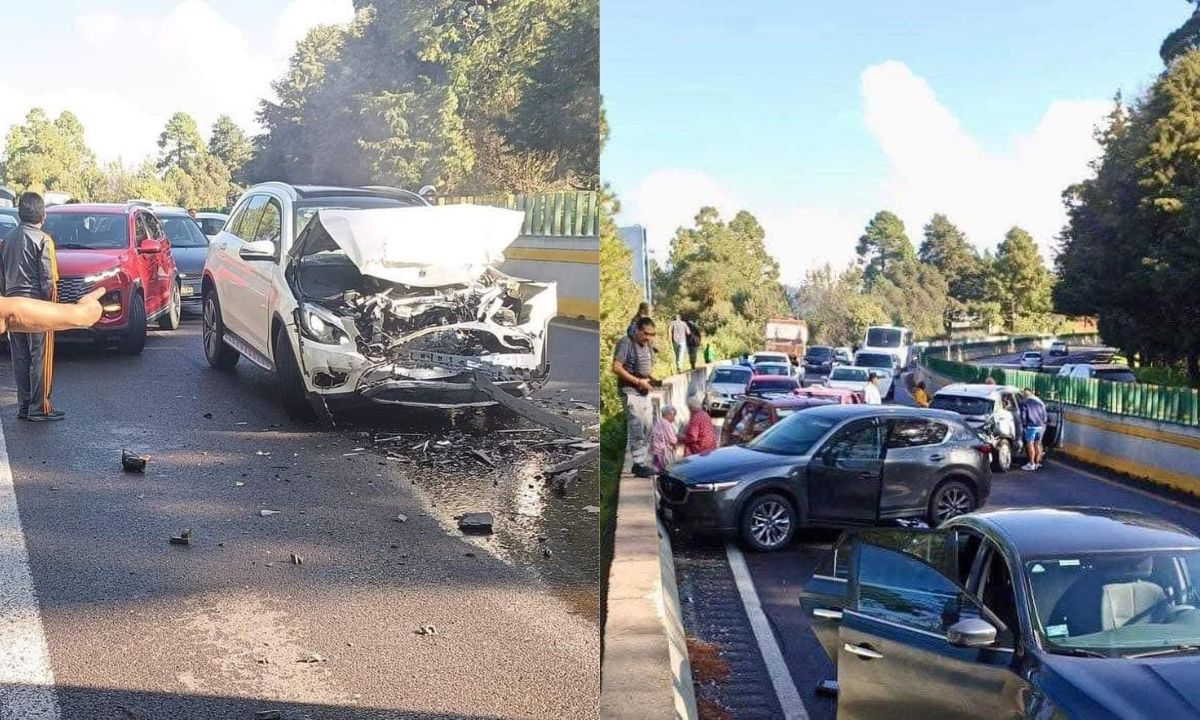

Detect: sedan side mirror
239,239,276,261
946,617,997,648
137,238,162,254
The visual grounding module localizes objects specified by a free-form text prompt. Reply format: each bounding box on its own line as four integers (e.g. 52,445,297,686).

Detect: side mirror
946,617,997,648
239,239,276,261
137,238,162,254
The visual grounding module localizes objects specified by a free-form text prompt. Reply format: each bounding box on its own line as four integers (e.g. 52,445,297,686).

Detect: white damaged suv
201,183,556,420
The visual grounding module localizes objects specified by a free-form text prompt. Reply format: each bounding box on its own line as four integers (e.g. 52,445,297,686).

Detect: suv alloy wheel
202,290,240,369
740,493,797,551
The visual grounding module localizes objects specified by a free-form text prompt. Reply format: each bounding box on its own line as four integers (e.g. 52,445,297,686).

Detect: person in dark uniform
2,192,63,422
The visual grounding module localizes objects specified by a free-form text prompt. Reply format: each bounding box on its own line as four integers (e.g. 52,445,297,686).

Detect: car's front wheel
273,324,315,421
740,493,797,552
928,479,977,526
202,289,239,369
992,439,1012,473
117,292,147,355
158,282,181,331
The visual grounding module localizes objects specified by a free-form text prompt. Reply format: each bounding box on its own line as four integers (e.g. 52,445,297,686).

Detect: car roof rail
359,185,429,205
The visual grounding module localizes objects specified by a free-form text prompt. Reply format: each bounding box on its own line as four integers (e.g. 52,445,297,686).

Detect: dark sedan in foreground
658,404,992,551
799,507,1200,719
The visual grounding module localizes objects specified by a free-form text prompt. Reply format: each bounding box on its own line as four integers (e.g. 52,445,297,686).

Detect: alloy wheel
936,486,973,522
203,295,220,359
749,500,791,548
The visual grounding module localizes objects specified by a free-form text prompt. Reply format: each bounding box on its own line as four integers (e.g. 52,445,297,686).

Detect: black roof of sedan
953,507,1200,558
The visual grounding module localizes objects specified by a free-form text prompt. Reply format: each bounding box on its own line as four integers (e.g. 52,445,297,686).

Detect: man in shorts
1019,387,1047,470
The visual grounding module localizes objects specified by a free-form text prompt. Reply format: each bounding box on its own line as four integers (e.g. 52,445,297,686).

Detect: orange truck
764,317,808,361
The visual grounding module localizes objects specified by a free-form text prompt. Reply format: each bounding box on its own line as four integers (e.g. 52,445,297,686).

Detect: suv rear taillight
973,443,994,456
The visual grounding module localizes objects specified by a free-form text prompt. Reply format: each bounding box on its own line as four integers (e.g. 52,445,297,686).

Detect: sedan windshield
748,377,799,397
856,353,894,369
806,347,833,361
930,394,993,416
754,363,790,376
711,367,751,385
831,367,868,382
747,412,837,455
161,216,209,248
1026,550,1200,658
43,213,127,249
1095,369,1137,383
866,328,902,347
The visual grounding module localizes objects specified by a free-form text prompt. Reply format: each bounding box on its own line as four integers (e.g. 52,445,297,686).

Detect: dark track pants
9,331,48,413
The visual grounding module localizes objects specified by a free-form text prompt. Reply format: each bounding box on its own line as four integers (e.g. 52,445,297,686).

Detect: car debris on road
121,449,148,473
168,529,192,546
458,512,494,534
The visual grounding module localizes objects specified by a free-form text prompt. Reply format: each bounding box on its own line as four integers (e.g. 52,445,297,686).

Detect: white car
201,183,556,420
704,365,753,414
1057,363,1137,383
751,351,802,378
194,211,229,238
826,365,892,399
1019,350,1043,370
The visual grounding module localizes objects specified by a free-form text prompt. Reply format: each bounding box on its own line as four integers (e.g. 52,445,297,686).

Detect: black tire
928,479,977,527
739,492,797,552
202,289,239,370
117,292,147,355
274,325,315,421
157,281,182,330
992,439,1013,473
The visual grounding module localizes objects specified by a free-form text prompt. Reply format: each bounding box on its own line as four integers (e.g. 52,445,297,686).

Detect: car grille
658,475,689,503
55,277,87,303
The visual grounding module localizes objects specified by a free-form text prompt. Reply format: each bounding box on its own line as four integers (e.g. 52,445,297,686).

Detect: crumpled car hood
314,205,525,287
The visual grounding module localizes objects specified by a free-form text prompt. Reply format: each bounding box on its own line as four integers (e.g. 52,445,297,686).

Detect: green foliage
92,159,171,203
919,213,986,302
856,210,915,287
249,0,597,194
1,108,102,198
599,187,641,422
164,153,233,209
156,112,205,171
208,115,253,184
657,207,791,357
1161,2,1200,65
987,226,1053,331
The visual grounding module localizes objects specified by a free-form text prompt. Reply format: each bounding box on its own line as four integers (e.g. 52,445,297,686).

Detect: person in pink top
651,405,680,474
681,395,718,455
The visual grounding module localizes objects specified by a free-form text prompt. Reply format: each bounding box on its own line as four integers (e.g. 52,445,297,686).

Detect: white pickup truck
201,183,556,420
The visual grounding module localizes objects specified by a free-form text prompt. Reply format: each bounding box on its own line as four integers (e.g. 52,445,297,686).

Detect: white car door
241,196,284,357
219,194,268,346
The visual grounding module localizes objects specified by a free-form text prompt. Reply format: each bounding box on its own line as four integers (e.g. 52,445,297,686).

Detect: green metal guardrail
925,356,1200,427
438,191,599,237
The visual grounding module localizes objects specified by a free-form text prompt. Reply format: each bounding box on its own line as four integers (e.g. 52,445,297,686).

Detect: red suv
43,203,182,353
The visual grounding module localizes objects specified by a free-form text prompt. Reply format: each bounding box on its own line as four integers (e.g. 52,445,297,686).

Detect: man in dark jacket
2,192,63,421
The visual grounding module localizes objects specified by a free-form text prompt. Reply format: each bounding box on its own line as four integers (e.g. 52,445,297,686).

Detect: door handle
857,472,875,481
928,455,945,462
813,608,843,620
843,643,884,660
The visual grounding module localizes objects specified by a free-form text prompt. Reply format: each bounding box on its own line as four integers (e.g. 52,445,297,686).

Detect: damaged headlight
297,303,349,346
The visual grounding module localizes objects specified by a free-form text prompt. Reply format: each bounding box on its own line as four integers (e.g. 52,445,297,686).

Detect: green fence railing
438,191,599,238
925,357,1200,428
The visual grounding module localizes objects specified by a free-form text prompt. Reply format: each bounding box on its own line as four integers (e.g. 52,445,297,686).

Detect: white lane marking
1044,459,1200,518
725,543,809,720
0,423,61,719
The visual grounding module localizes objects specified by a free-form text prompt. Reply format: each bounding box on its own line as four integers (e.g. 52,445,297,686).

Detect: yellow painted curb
505,247,600,265
1060,442,1200,497
1064,411,1200,451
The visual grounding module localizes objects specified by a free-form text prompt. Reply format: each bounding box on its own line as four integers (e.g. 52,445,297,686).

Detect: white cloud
1,0,354,165
617,60,1109,284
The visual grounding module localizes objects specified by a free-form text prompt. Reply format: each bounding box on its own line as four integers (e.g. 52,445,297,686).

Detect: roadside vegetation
0,0,598,206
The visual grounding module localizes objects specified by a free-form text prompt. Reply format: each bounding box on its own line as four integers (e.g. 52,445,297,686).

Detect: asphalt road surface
674,364,1200,720
0,320,598,719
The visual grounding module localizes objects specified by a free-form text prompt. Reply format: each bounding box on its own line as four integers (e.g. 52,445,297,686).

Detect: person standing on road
612,317,659,478
652,405,679,473
685,318,703,369
912,380,931,407
2,192,64,422
1020,387,1048,471
864,372,883,405
681,394,717,455
669,314,690,372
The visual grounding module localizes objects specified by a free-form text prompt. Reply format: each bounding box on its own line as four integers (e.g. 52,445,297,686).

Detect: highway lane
0,320,598,719
675,366,1200,720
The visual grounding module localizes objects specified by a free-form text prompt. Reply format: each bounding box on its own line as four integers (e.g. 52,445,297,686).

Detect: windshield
711,368,752,385
1027,550,1200,658
748,377,799,396
196,217,226,235
806,347,833,360
930,394,993,416
747,412,837,455
754,364,790,376
161,216,208,248
43,213,127,249
1095,369,1137,383
294,196,424,239
831,367,868,382
856,353,893,369
866,328,903,347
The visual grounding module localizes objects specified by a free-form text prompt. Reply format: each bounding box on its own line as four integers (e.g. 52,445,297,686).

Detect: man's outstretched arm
0,287,105,333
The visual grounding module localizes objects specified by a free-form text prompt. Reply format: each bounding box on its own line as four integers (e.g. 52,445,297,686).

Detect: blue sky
603,0,1190,281
0,1,353,165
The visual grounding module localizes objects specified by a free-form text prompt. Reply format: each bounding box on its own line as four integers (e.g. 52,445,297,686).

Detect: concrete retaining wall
501,235,599,320
600,363,728,720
